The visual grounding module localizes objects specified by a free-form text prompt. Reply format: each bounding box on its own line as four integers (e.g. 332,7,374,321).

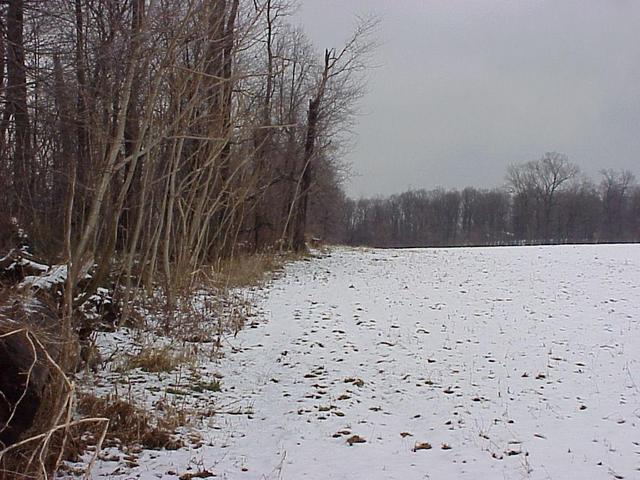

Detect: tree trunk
292,50,331,251
252,0,275,251
292,96,320,251
6,0,31,214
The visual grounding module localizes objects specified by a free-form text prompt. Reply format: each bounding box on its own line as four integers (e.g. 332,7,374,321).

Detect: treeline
343,153,640,247
0,0,374,299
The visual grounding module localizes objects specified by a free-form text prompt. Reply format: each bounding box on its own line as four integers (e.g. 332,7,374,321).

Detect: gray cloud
294,0,640,197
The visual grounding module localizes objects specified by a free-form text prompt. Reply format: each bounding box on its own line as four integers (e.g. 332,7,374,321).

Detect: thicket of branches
0,0,375,300
344,153,640,247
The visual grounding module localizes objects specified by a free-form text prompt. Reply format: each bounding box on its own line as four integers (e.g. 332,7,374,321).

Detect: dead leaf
346,435,367,445
413,442,432,451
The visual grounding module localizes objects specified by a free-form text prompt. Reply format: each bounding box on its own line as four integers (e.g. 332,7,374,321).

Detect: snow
1,253,49,274
19,263,94,292
65,244,640,479
20,264,67,290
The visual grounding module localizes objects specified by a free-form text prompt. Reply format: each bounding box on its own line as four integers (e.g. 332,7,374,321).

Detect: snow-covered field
74,244,640,480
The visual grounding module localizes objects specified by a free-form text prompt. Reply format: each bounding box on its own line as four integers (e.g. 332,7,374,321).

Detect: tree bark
6,0,31,214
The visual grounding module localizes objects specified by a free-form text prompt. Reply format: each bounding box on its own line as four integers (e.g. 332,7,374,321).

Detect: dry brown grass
76,393,184,451
210,251,305,290
138,250,308,342
122,346,188,373
151,251,307,344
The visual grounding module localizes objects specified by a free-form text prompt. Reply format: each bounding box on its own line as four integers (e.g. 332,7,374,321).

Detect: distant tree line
342,153,640,247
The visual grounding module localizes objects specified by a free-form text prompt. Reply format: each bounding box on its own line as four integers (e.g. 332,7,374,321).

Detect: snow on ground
71,244,640,480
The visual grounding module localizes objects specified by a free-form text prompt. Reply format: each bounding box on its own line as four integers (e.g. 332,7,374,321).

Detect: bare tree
290,17,377,251
599,169,636,241
507,152,579,240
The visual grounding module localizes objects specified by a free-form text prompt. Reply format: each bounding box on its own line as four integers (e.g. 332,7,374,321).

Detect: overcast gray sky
294,0,640,198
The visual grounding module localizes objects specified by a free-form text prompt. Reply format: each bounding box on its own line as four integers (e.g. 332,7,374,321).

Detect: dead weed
76,393,184,451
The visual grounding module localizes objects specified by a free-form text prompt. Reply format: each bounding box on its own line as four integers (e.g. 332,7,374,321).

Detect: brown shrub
76,393,183,451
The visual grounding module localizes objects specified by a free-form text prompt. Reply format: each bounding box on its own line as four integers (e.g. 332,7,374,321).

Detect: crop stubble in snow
86,245,640,479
